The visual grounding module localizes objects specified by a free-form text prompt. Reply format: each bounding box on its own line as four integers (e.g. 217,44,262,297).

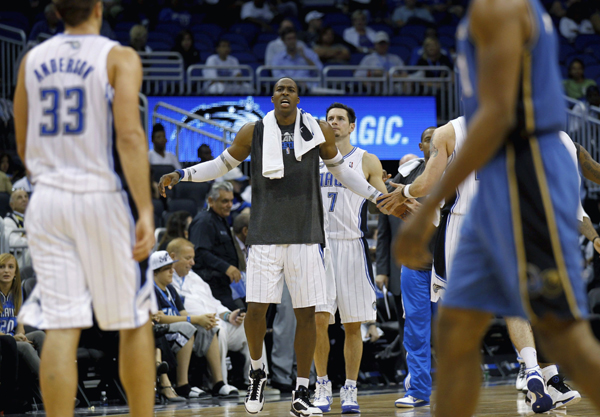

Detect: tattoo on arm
430,141,439,158
581,146,600,183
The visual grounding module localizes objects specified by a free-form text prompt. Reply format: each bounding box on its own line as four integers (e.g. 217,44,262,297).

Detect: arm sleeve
180,149,241,182
376,213,391,276
323,151,383,203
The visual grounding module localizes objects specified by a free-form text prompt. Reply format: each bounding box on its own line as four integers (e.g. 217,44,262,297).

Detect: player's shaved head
421,127,436,142
53,0,100,27
167,237,194,255
399,154,418,166
274,77,298,92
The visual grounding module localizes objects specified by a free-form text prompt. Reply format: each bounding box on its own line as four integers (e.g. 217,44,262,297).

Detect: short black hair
326,103,357,124
280,26,297,39
273,77,298,92
53,0,99,27
152,123,165,139
421,126,436,142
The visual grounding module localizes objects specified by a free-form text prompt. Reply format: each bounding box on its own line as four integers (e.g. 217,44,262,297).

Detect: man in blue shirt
272,27,323,89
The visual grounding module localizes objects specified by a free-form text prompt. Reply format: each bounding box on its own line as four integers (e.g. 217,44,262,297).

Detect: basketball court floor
9,379,598,416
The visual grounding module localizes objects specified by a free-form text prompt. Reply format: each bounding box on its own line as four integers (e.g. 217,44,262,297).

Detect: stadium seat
147,41,172,51
586,64,600,81
399,25,427,42
389,45,412,64
167,198,198,218
153,199,166,228
151,164,176,183
370,24,394,37
221,33,249,48
155,22,182,37
439,35,455,49
229,22,260,40
114,21,136,32
253,42,269,62
191,23,223,42
350,53,366,65
391,35,420,50
437,25,457,38
256,33,278,44
0,12,29,34
331,24,347,38
193,32,215,50
173,182,211,208
232,51,258,64
323,12,351,27
574,34,600,52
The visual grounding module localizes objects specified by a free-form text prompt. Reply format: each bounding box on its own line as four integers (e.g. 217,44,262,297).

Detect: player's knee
294,306,316,325
343,322,361,336
315,312,330,329
246,302,269,320
436,308,490,353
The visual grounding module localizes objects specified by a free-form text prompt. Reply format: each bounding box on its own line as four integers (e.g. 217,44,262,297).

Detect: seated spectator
4,190,30,268
158,211,193,251
355,31,405,78
151,251,239,397
203,40,253,95
221,168,251,222
392,0,435,28
563,58,598,100
158,0,192,27
0,253,45,379
560,2,596,42
241,0,275,32
343,10,377,53
168,238,267,385
149,123,181,169
172,29,200,70
415,36,453,77
313,27,351,64
569,85,600,133
265,19,308,65
29,3,63,41
198,144,214,162
129,24,152,53
0,154,12,194
272,27,323,88
0,153,16,181
188,182,241,311
299,10,324,47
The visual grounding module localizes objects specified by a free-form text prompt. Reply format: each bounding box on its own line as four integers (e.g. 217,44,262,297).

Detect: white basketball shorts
431,212,466,302
19,186,156,331
246,244,327,309
316,238,377,324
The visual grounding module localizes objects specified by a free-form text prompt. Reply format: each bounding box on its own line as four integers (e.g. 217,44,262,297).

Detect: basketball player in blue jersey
159,78,389,417
313,103,388,414
13,1,156,416
394,0,600,416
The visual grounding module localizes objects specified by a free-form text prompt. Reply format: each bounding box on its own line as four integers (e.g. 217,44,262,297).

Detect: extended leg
314,312,331,377
294,306,317,381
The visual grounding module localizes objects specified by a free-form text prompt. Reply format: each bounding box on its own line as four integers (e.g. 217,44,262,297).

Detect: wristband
186,316,191,323
175,169,185,181
402,184,415,199
224,312,230,322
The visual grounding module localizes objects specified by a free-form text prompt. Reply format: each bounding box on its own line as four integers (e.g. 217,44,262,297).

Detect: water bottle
100,391,108,406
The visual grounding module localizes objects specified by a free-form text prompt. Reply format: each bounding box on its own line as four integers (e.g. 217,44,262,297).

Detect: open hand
158,172,182,198
377,183,408,215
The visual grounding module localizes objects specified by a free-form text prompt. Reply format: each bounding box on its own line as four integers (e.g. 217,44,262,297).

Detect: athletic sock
296,377,310,390
345,379,357,388
317,375,329,384
542,365,559,384
520,347,539,371
251,359,263,371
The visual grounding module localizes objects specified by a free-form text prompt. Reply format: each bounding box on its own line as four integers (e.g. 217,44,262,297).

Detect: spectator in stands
29,3,63,41
355,31,405,78
570,85,600,133
198,144,214,162
0,155,13,194
203,40,253,94
172,29,200,70
129,24,152,53
221,168,251,222
158,211,193,251
343,10,377,53
272,27,323,89
168,238,263,386
313,26,351,64
415,36,453,77
299,10,324,47
0,253,45,379
149,123,181,169
265,19,308,65
241,0,275,32
559,1,596,42
232,212,249,272
564,58,598,100
158,0,192,27
0,153,16,181
188,182,241,311
4,190,30,268
392,0,435,28
151,251,239,397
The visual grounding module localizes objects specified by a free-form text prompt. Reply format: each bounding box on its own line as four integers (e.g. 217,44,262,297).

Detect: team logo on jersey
432,284,445,293
372,301,377,311
349,161,353,168
66,40,81,49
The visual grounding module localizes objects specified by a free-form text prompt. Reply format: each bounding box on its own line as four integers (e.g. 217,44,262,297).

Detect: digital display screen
147,95,437,162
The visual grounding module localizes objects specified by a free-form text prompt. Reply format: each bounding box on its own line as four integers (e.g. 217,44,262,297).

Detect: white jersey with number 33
25,35,121,193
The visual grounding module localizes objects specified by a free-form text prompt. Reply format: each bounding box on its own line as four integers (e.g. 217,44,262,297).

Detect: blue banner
147,96,436,161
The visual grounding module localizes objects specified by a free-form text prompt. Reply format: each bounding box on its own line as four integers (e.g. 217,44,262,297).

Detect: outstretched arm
394,0,529,268
158,123,253,196
363,152,390,214
319,120,386,207
577,143,600,184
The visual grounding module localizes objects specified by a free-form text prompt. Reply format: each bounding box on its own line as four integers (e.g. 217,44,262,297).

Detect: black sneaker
245,365,267,414
290,386,323,417
546,374,581,408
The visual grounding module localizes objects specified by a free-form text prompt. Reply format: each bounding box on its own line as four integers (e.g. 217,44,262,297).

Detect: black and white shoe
290,386,323,417
245,365,267,414
547,374,581,408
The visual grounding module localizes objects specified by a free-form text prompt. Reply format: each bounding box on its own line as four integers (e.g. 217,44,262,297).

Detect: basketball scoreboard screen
147,96,437,162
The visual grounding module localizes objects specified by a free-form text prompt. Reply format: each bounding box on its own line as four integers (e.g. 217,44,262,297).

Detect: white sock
296,377,310,390
520,347,539,370
251,359,263,371
317,375,329,383
542,365,559,384
345,379,357,388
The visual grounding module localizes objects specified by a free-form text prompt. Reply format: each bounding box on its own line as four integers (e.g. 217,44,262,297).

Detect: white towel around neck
261,108,325,179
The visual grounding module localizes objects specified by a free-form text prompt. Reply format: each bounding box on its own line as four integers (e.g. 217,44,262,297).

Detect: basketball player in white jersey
313,103,388,414
379,119,585,411
13,1,155,416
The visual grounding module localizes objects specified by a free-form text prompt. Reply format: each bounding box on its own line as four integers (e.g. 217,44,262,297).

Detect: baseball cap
150,251,178,271
222,167,249,182
305,11,324,24
374,31,390,44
